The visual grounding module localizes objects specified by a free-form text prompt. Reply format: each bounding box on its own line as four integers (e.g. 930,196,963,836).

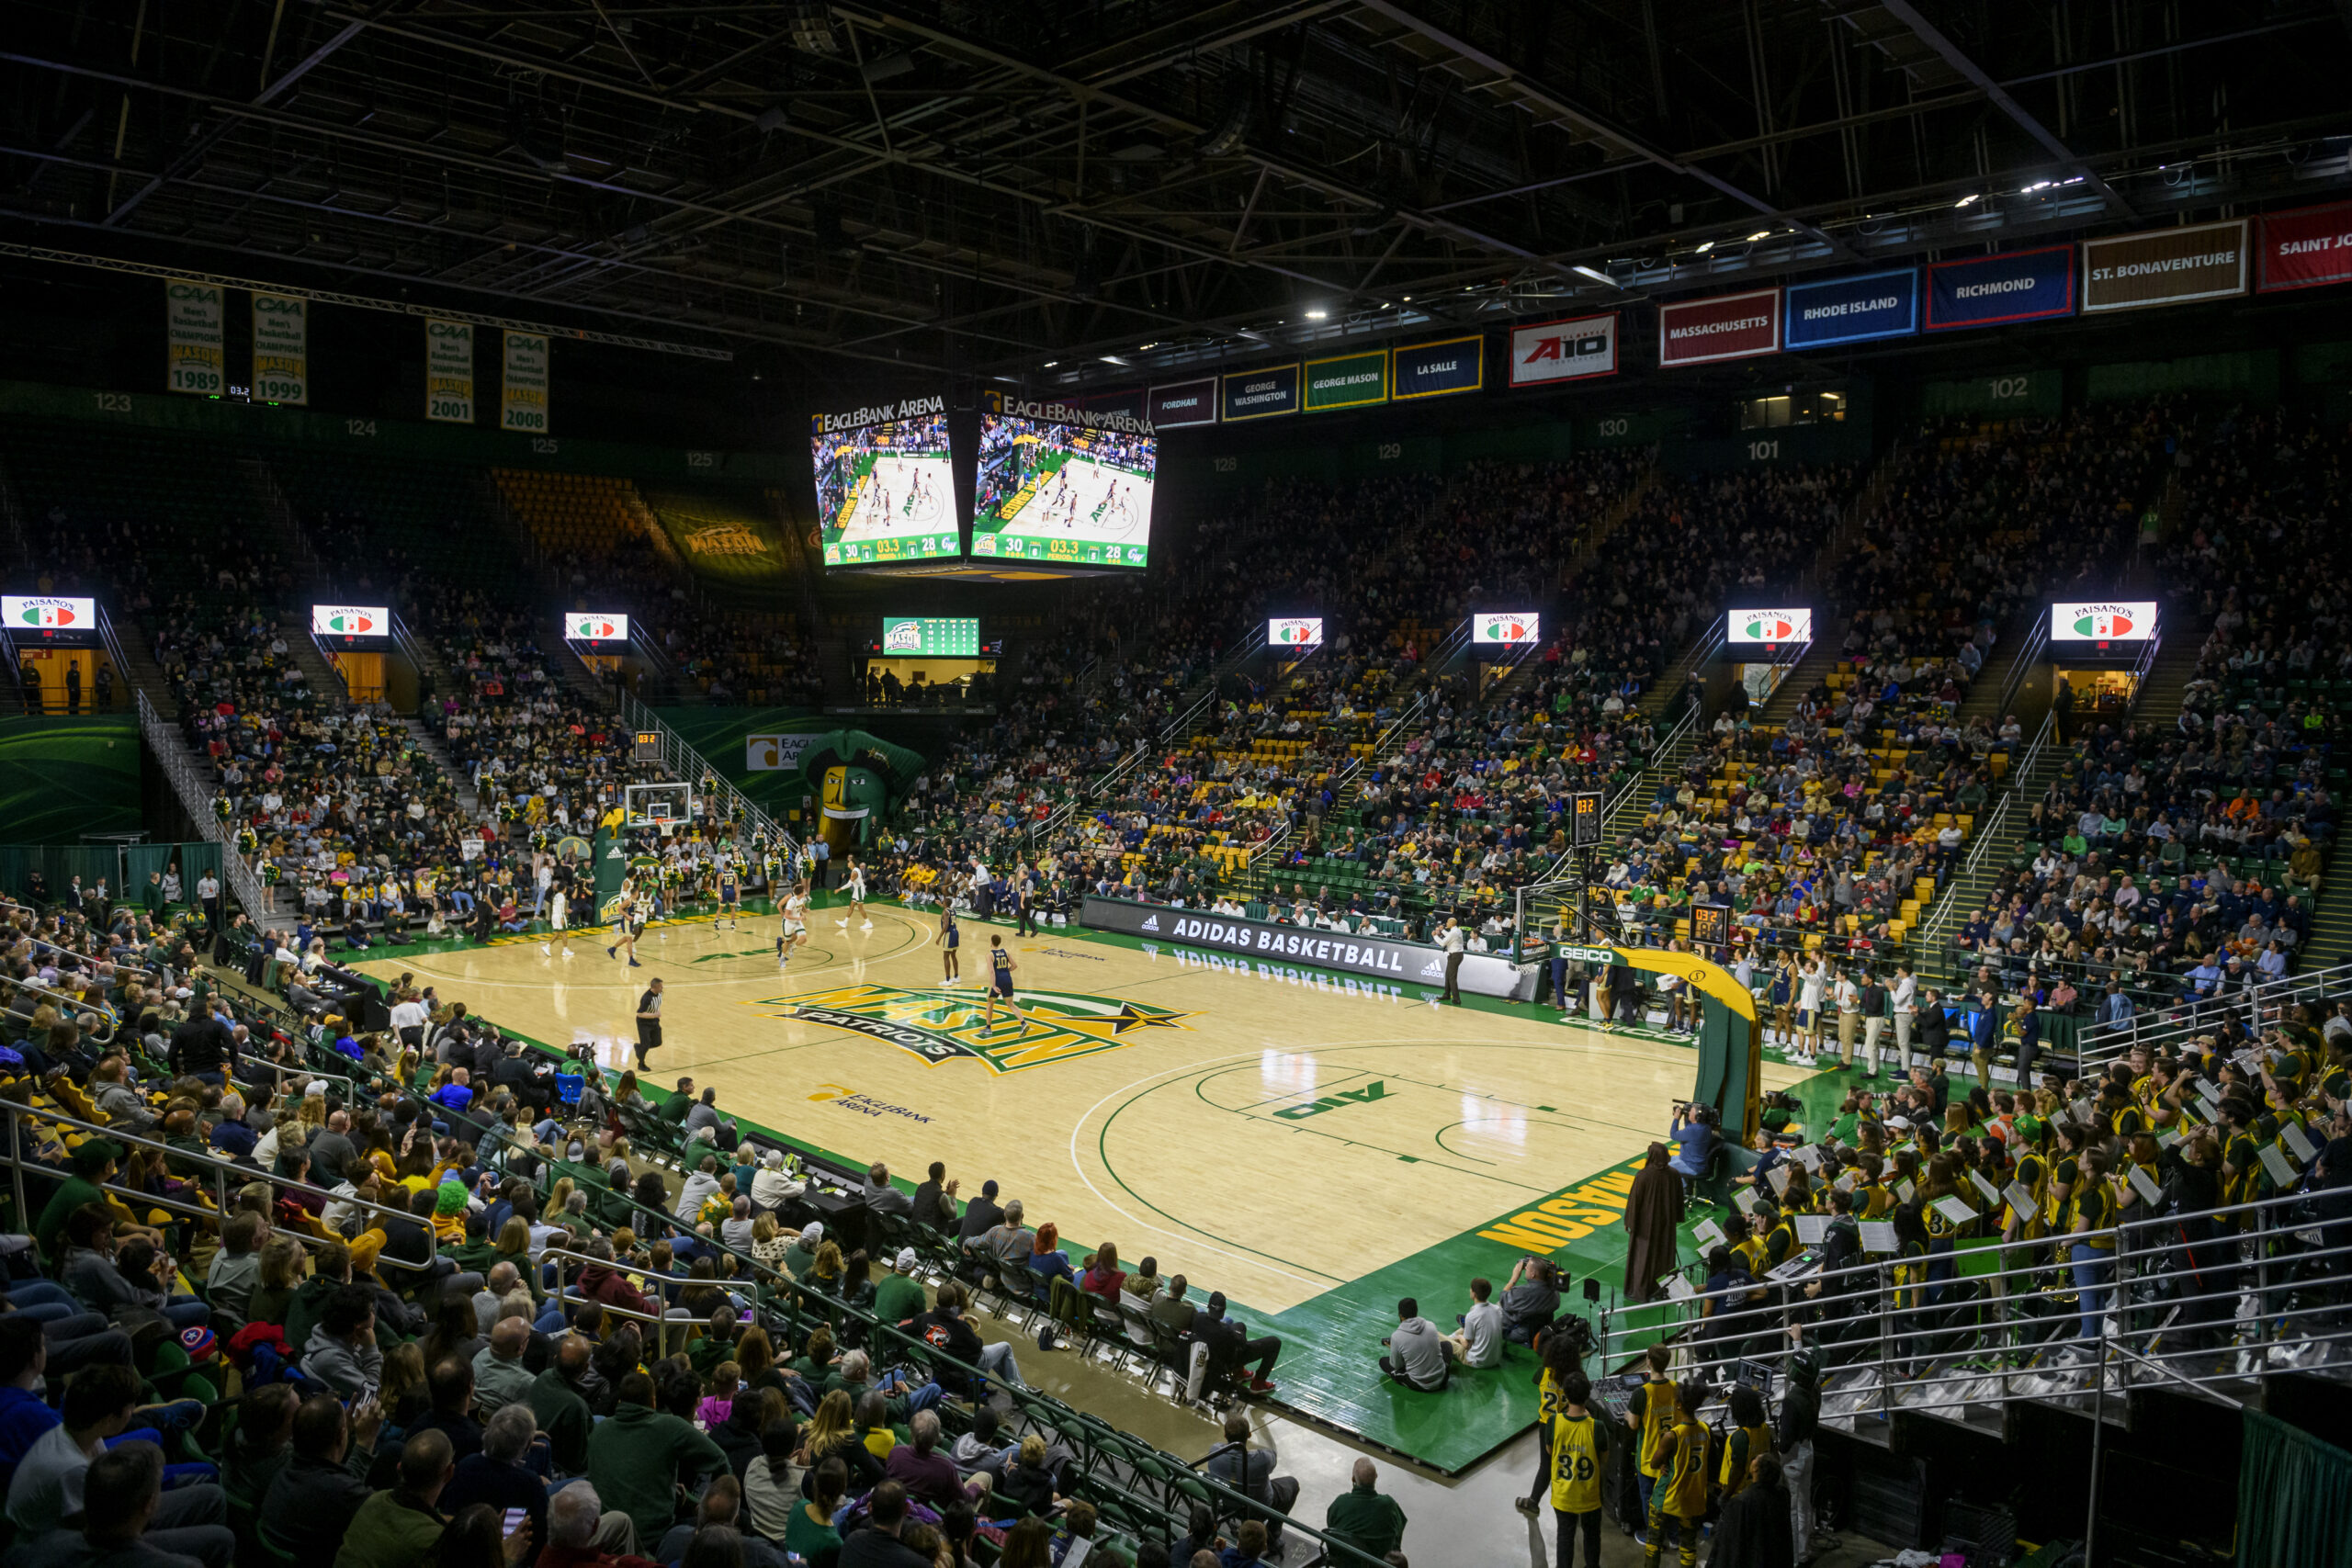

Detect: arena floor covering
352,895,1813,1472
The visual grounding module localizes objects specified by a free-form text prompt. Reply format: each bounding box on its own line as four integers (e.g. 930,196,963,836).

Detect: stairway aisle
109,616,180,722
402,715,484,819
277,615,351,707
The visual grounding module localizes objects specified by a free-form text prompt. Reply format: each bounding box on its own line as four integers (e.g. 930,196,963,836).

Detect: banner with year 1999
251,292,309,405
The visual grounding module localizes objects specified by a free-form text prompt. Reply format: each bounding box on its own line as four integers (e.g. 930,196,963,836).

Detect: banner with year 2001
251,292,309,405
503,330,549,433
164,280,224,396
424,318,475,424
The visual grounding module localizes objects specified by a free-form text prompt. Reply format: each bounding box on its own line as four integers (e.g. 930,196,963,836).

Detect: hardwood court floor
356,904,1804,1321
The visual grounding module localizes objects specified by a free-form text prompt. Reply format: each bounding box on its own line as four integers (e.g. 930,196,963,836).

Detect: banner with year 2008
503,331,550,433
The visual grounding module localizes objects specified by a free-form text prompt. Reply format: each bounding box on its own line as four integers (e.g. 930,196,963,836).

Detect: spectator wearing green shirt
874,1249,928,1326
1324,1458,1408,1561
583,1371,729,1545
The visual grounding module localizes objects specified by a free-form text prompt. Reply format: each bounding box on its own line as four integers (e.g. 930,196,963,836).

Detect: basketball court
831,452,953,546
354,897,1810,1470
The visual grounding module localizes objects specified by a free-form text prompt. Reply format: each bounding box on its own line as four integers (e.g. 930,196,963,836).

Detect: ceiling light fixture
1570,265,1612,286
1745,230,1772,243
1305,309,1327,320
1693,241,1714,254
1955,194,1981,207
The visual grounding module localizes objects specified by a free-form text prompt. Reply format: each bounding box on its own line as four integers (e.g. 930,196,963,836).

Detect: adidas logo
1419,957,1445,978
1140,915,1159,932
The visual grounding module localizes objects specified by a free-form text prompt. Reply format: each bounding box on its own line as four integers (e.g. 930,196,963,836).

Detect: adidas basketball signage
310,604,389,637
1727,606,1814,648
1509,312,1617,387
2,595,93,630
2052,599,2156,643
1081,897,1534,999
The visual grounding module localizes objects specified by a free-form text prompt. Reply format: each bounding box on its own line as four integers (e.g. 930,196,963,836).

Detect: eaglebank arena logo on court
763,984,1191,1073
814,394,945,434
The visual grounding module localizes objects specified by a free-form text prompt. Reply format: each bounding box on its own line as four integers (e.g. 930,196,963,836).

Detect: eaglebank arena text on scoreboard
815,394,946,434
990,396,1154,435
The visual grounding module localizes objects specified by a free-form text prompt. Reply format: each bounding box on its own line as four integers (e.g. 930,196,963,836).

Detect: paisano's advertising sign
2051,600,2156,644
1268,616,1324,649
2,596,99,644
1473,612,1541,647
311,604,390,639
1726,607,1814,648
564,613,629,642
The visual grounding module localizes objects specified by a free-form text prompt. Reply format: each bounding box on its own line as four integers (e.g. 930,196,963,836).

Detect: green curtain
2239,1410,2352,1568
0,845,117,902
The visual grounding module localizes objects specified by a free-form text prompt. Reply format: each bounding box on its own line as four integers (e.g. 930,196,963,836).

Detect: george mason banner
250,292,309,405
424,319,474,424
502,330,549,432
164,280,224,397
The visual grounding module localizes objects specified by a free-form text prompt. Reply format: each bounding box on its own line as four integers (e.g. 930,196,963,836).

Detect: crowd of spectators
0,891,1434,1568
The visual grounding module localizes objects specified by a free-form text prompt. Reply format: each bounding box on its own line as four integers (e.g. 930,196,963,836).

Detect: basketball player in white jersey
835,856,870,930
606,882,643,967
776,879,811,970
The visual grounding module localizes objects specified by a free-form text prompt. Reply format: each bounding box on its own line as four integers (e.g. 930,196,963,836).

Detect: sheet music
2004,1181,2038,1226
2280,1121,2318,1163
1858,1220,1899,1254
1931,1194,1980,1225
2125,1165,2163,1206
1767,1164,1792,1197
1794,1214,1830,1245
1691,1218,1727,1252
2259,1141,2300,1188
1966,1168,2003,1206
1894,1178,1916,1202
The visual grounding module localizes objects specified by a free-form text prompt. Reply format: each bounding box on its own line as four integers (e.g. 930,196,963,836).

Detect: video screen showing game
811,393,958,569
971,392,1155,570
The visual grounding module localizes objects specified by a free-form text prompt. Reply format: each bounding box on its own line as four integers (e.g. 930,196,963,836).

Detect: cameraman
1668,1102,1719,1185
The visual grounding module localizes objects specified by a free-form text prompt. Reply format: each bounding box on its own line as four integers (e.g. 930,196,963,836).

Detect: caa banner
1657,288,1781,368
1927,245,2075,332
1080,896,1536,999
164,280,224,397
1147,378,1218,429
502,331,550,432
1783,268,1919,349
1391,335,1484,400
425,319,475,424
2082,220,2247,314
1509,312,1617,387
250,293,309,405
2257,202,2352,294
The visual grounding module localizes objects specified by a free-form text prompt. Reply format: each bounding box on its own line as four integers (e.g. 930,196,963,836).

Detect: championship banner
1510,312,1617,387
425,319,475,424
164,280,224,397
1147,378,1218,429
1783,268,1919,349
1926,245,2075,332
2083,220,2247,314
1657,288,1781,368
1303,350,1388,412
502,330,550,432
1080,896,1536,1000
2257,201,2352,294
1391,335,1483,400
250,292,309,405
1219,364,1299,423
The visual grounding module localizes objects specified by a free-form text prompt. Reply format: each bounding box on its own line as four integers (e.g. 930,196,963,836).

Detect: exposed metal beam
1348,0,1862,263
1871,0,2137,219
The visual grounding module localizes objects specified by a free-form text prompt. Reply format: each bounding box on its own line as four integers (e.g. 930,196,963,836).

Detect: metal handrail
1917,709,2055,946
1601,1179,2349,1428
135,690,266,919
2075,957,2352,1068
4,975,119,1042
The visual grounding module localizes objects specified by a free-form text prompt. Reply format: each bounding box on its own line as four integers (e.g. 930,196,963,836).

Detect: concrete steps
402,715,483,819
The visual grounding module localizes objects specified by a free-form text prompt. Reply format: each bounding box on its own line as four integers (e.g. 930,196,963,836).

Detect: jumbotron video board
811,394,958,570
973,391,1155,570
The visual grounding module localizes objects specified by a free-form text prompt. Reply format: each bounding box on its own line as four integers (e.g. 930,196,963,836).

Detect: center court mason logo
761,984,1191,1073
